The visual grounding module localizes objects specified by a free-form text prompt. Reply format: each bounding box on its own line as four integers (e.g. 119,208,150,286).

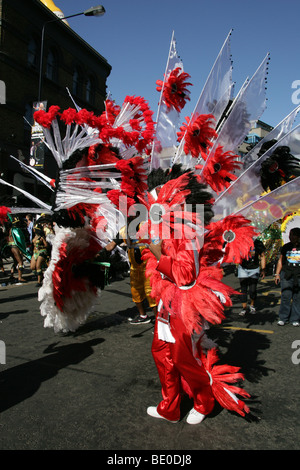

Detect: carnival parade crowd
0,29,300,427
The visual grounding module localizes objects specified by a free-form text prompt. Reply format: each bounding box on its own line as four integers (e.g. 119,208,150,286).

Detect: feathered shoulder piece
206,214,257,264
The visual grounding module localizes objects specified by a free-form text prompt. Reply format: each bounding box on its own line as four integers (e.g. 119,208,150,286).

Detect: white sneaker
249,305,256,314
239,308,247,316
277,320,285,326
147,406,178,423
186,408,206,425
292,322,300,327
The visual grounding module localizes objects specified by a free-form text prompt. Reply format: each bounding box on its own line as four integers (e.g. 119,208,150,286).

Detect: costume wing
198,53,269,179
238,105,300,174
213,124,300,228
150,31,189,170
173,30,234,169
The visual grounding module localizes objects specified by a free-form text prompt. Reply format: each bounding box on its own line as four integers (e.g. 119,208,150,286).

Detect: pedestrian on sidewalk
275,227,300,327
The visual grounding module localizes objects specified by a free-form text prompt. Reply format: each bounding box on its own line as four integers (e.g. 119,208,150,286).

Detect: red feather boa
142,238,237,335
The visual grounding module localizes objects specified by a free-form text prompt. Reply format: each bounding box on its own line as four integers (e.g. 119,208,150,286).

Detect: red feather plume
177,114,218,160
201,348,250,417
201,145,243,194
156,67,192,113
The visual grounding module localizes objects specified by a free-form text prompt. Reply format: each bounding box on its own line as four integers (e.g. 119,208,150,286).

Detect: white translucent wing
213,123,300,220
150,31,184,170
199,53,269,178
235,176,300,233
173,30,234,168
240,105,300,174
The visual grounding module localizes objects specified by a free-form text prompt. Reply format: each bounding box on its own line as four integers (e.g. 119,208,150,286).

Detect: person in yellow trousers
106,221,157,324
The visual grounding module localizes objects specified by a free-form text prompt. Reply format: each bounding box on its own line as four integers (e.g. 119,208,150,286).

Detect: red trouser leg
170,314,215,415
151,313,215,420
151,321,181,421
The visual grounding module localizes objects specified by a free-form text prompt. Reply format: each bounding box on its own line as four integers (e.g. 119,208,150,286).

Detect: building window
45,48,57,81
72,67,83,97
86,76,95,104
28,37,38,68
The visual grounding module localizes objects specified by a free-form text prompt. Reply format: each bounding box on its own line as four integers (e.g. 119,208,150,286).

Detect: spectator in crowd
275,227,300,326
30,225,48,287
25,214,34,244
238,238,266,315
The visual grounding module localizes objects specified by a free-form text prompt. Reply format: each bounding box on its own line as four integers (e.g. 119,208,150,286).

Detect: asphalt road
0,265,299,453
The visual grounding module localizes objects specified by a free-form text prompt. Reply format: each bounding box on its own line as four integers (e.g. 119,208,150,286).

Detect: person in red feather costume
137,168,253,424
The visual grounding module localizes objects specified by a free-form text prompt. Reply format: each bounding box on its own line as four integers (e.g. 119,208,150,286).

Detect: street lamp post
37,5,106,103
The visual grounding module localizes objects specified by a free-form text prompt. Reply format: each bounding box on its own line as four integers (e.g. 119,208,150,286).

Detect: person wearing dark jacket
238,238,266,315
275,227,300,326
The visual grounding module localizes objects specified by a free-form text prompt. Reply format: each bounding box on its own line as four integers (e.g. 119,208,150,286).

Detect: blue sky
53,0,300,128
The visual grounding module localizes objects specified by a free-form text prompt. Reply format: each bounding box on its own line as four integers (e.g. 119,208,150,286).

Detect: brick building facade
0,0,111,205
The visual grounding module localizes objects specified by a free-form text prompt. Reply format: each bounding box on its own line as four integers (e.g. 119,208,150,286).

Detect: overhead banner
30,101,47,169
